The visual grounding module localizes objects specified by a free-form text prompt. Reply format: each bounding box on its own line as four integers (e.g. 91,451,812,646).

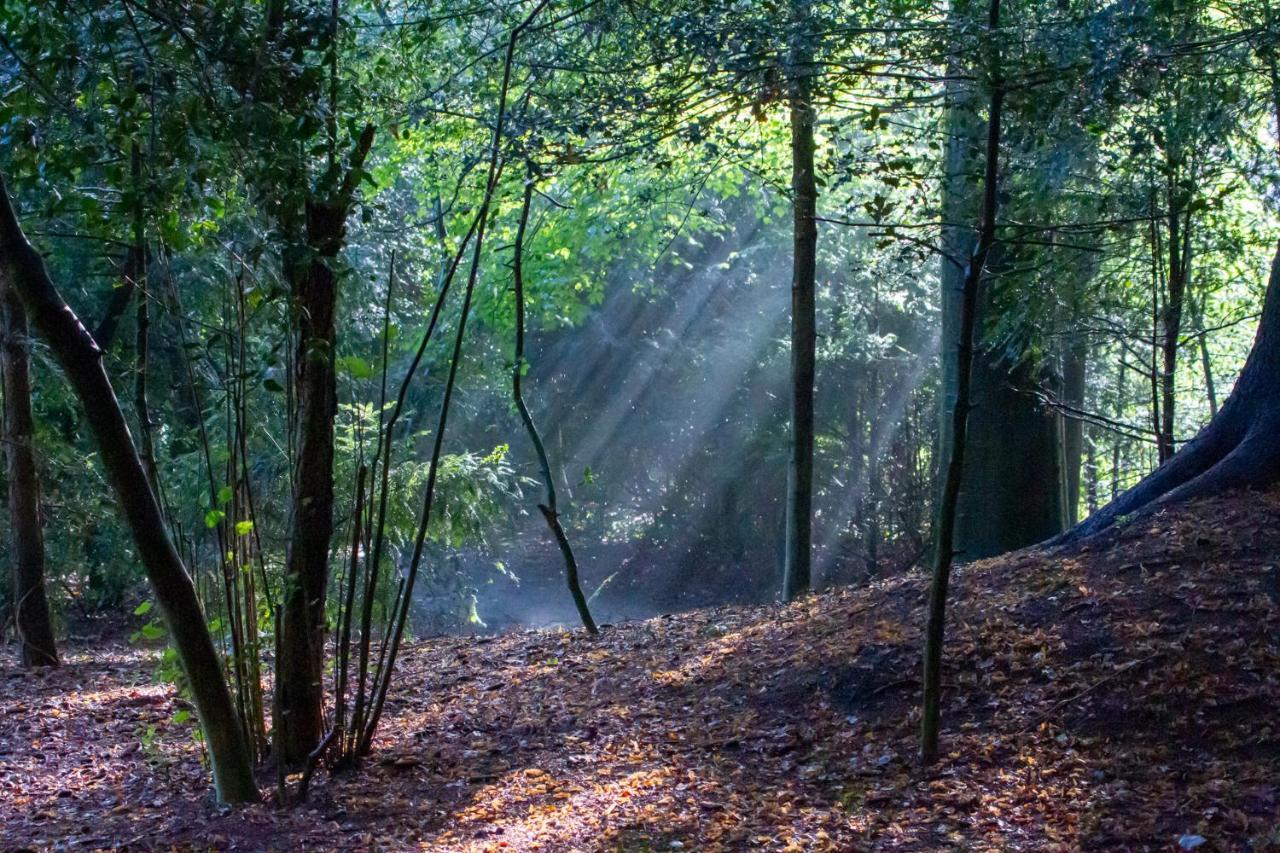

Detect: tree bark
1053,239,1280,545
1158,175,1190,463
0,173,257,802
782,0,818,601
2,279,57,667
275,123,375,768
276,230,339,767
922,0,1003,765
1192,284,1218,417
513,169,598,634
936,37,1064,560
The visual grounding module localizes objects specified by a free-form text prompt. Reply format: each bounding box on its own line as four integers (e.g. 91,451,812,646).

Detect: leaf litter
3,489,1280,849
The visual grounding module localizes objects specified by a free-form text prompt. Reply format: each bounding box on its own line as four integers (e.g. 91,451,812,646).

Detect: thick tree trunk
0,173,257,802
955,355,1066,554
276,209,341,767
782,0,817,601
1055,240,1280,545
274,123,374,767
938,71,1064,560
2,282,57,667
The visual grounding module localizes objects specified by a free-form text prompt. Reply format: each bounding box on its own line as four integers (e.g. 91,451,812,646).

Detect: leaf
133,601,153,616
338,355,376,379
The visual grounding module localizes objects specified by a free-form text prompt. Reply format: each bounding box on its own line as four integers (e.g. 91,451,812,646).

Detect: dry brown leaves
4,489,1280,850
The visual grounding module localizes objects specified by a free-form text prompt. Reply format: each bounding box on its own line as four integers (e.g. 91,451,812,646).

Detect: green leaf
338,355,376,379
235,520,254,536
204,509,225,529
217,485,234,505
133,601,153,616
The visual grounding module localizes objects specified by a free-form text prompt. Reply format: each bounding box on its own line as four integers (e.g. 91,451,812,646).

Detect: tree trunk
922,0,1003,765
512,168,597,634
0,173,257,803
937,67,1064,560
1193,286,1218,418
782,0,817,601
276,211,341,768
2,281,57,667
1158,176,1190,462
1053,239,1280,545
1061,341,1087,524
274,123,374,768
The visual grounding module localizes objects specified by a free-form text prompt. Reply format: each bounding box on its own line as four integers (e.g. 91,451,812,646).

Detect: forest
2,0,1280,848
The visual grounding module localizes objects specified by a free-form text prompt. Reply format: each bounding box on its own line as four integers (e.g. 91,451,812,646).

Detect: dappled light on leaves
5,490,1280,847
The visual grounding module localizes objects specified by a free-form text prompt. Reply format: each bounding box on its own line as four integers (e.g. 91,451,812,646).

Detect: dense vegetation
2,0,1280,842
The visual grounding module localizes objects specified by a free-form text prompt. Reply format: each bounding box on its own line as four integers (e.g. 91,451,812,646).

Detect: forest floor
4,490,1280,851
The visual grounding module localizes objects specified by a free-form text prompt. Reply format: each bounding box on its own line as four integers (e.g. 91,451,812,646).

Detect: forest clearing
5,0,1280,848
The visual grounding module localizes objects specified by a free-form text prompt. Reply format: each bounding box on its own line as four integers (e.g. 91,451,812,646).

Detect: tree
275,121,375,767
1056,239,1280,543
782,0,819,600
922,0,1004,765
1053,8,1280,544
512,166,598,634
0,173,258,803
937,44,1066,560
2,277,57,667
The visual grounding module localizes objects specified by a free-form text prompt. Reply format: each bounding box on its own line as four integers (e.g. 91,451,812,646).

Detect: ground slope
3,489,1280,850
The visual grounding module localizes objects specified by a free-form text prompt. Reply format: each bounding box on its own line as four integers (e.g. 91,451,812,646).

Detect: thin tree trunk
2,280,57,667
358,1,546,755
1085,429,1099,515
130,142,159,495
512,167,597,634
921,0,1002,765
1111,352,1126,499
0,173,257,803
782,0,818,601
1159,176,1189,462
1191,270,1218,417
1061,340,1087,524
